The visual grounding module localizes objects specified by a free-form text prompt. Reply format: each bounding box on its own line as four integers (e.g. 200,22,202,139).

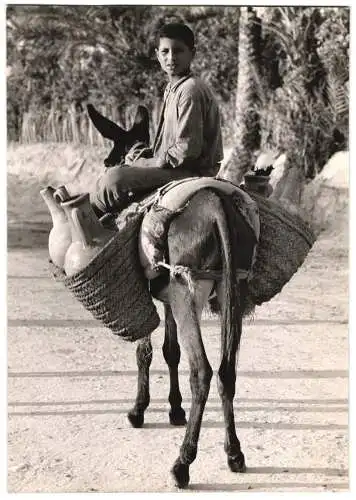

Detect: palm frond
325,71,349,121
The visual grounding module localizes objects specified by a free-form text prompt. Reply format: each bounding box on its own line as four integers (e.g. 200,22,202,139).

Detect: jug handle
71,207,92,247
54,185,71,203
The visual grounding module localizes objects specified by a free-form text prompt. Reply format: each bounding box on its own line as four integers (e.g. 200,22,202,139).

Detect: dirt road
7,214,349,492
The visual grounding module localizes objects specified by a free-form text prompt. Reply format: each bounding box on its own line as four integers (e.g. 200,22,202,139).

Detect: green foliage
256,6,349,178
6,4,349,180
6,5,240,140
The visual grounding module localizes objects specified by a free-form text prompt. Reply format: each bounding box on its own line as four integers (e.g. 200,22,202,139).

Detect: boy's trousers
90,165,197,216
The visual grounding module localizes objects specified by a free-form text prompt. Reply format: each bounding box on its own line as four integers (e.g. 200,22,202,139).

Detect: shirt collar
164,73,193,98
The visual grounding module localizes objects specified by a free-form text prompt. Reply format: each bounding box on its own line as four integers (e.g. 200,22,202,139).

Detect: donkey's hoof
228,451,246,473
127,410,144,428
169,408,187,426
171,458,190,489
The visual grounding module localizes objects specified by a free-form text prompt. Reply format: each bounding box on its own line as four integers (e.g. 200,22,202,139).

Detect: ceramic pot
244,174,273,197
62,193,116,276
40,186,72,269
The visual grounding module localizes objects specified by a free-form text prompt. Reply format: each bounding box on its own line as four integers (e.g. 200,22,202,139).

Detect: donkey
87,103,253,488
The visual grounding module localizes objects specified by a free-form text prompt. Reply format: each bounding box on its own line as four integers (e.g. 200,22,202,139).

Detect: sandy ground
6,144,349,492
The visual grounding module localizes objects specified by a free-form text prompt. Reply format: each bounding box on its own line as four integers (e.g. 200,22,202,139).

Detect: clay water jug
62,193,116,276
40,186,72,269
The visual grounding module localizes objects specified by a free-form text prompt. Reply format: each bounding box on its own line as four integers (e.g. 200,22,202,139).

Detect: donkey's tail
214,194,245,367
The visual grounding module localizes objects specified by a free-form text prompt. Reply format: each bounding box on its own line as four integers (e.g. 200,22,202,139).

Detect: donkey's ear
131,105,150,143
87,104,124,141
133,105,149,127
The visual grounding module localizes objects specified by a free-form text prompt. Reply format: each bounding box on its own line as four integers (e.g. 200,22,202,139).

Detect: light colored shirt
152,74,223,176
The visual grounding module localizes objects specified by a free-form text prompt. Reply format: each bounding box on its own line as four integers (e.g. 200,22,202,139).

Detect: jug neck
40,186,67,222
61,193,105,246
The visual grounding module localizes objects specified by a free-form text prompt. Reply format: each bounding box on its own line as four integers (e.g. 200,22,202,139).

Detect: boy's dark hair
156,23,195,50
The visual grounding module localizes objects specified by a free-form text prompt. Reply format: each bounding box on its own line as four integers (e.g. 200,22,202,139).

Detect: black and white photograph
5,2,350,493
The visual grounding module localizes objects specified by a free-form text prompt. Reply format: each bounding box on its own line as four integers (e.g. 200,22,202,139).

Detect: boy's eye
159,47,185,56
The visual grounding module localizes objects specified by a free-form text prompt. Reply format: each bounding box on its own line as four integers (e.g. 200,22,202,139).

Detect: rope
156,261,222,281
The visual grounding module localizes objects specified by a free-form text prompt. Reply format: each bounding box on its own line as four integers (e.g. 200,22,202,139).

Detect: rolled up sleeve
165,94,204,168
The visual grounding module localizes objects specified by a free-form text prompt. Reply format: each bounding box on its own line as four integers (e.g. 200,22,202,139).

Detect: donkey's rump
139,177,260,280
138,178,316,307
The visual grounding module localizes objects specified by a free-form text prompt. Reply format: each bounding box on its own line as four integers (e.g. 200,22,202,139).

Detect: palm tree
221,6,262,184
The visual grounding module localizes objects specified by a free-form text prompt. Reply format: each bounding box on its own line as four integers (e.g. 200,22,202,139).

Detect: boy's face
156,37,194,82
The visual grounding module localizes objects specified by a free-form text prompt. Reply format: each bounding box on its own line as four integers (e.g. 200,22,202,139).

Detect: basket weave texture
54,213,160,341
247,193,316,305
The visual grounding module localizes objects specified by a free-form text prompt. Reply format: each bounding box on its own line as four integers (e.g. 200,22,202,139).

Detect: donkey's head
87,104,150,168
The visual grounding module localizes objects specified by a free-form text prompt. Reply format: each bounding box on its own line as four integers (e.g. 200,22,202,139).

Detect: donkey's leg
128,335,152,428
216,282,246,473
169,279,213,488
163,304,187,426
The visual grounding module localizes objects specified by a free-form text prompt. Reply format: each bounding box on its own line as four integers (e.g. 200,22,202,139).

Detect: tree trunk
220,7,262,185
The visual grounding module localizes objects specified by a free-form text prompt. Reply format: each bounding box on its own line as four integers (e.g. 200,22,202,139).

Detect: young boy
90,22,224,216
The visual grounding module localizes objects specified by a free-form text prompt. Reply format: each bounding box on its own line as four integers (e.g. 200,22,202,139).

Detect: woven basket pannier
246,193,316,305
53,212,160,341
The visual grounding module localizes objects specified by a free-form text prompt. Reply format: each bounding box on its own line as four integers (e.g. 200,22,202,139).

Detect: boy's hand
139,147,154,159
155,158,171,169
124,146,152,166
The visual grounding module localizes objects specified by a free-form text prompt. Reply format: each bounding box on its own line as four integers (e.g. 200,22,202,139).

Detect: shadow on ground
8,223,51,249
